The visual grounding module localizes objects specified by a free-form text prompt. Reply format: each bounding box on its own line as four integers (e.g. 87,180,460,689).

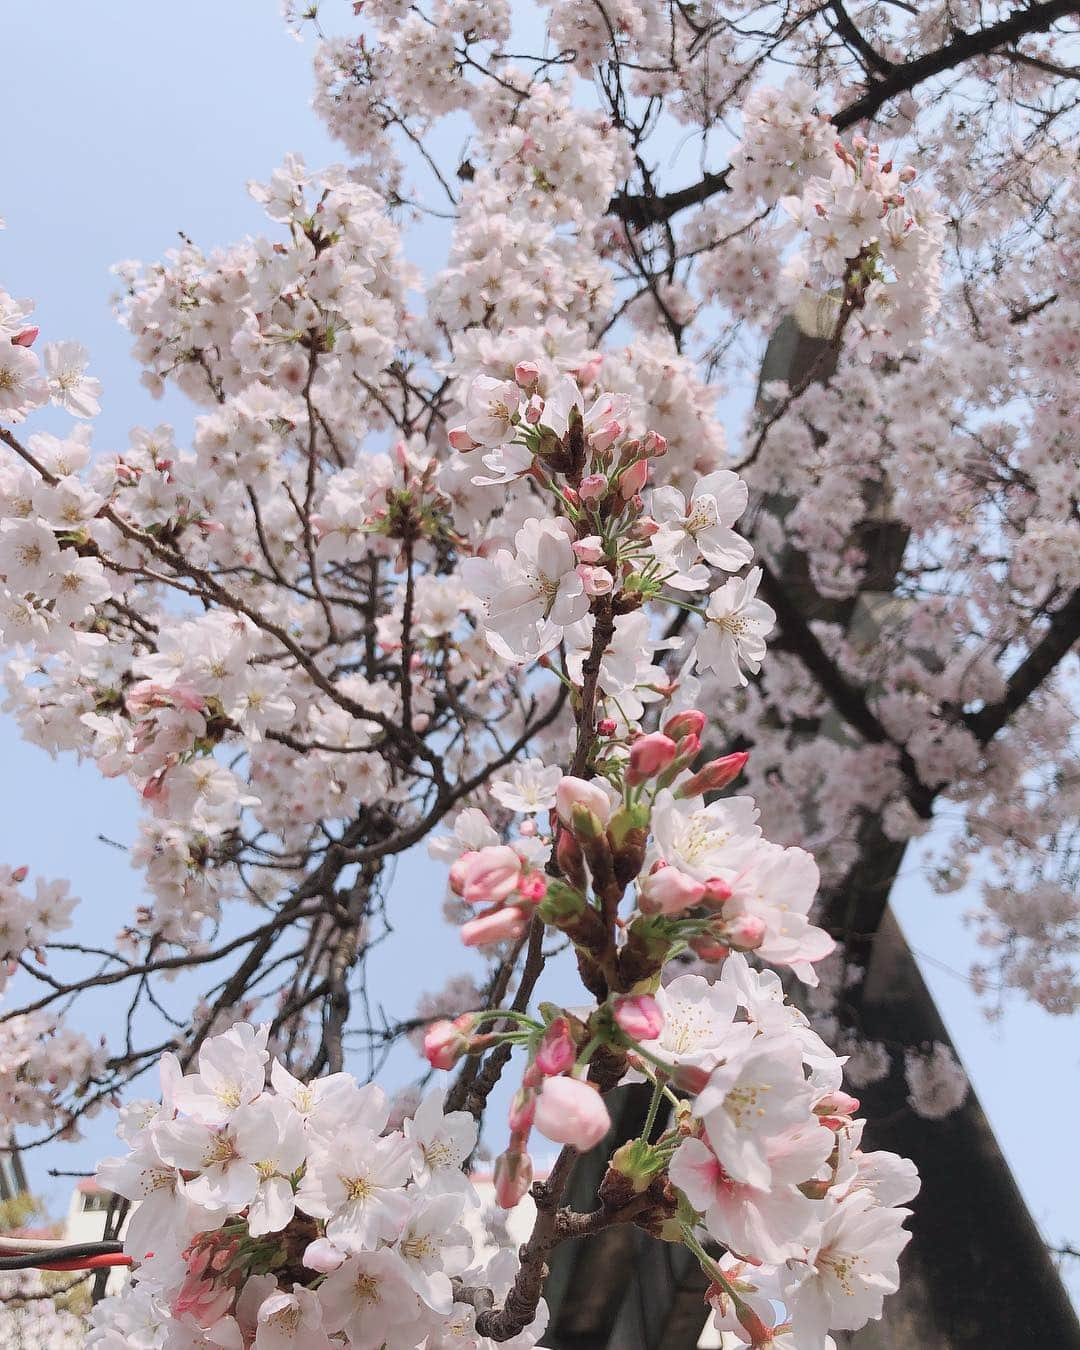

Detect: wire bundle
0,1235,131,1273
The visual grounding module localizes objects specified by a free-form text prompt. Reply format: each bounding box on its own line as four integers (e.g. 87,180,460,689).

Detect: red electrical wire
37,1254,133,1272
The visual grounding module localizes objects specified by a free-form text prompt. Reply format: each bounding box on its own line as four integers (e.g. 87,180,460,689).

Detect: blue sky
2,0,1075,1298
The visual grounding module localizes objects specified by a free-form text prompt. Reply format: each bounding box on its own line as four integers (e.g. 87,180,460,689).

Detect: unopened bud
612,994,664,1042
579,473,608,503
423,1014,476,1070
814,1090,860,1118
572,534,605,564
619,459,648,500
626,732,677,785
448,427,479,452
663,709,706,740
675,751,749,797
514,361,541,389
672,1063,711,1094
701,876,732,906
509,1086,537,1132
493,1149,534,1208
552,832,588,893
460,905,530,947
723,912,766,952
639,866,706,916
570,801,605,842
556,776,612,828
11,327,39,348
578,563,614,597
536,1017,576,1076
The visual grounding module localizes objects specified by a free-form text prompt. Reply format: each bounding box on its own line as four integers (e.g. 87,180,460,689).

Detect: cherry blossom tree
0,1,1076,1346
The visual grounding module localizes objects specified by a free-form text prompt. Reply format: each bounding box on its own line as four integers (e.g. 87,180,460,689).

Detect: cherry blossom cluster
87,1023,547,1349
0,232,102,425
0,865,106,1141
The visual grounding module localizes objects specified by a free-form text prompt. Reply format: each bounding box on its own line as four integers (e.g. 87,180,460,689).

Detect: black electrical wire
0,1241,125,1270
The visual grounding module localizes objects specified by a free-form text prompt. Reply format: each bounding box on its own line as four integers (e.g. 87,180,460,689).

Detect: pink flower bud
619,459,648,500
515,361,541,389
672,1063,712,1094
626,732,677,785
525,394,544,424
304,1238,346,1273
11,865,28,884
556,776,612,828
555,829,587,889
702,876,733,905
588,420,621,454
612,994,664,1042
11,327,39,348
576,355,603,384
518,871,547,904
423,1014,475,1069
899,165,917,183
461,905,529,947
639,866,706,916
493,1149,534,1208
577,564,613,597
536,1017,576,1076
579,473,608,503
448,426,479,452
689,932,729,962
663,709,706,740
533,1076,611,1151
509,1087,537,1132
597,718,618,737
676,751,749,797
642,429,667,457
461,845,522,904
723,913,766,951
448,851,476,897
572,535,605,564
630,516,659,540
814,1090,860,1118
